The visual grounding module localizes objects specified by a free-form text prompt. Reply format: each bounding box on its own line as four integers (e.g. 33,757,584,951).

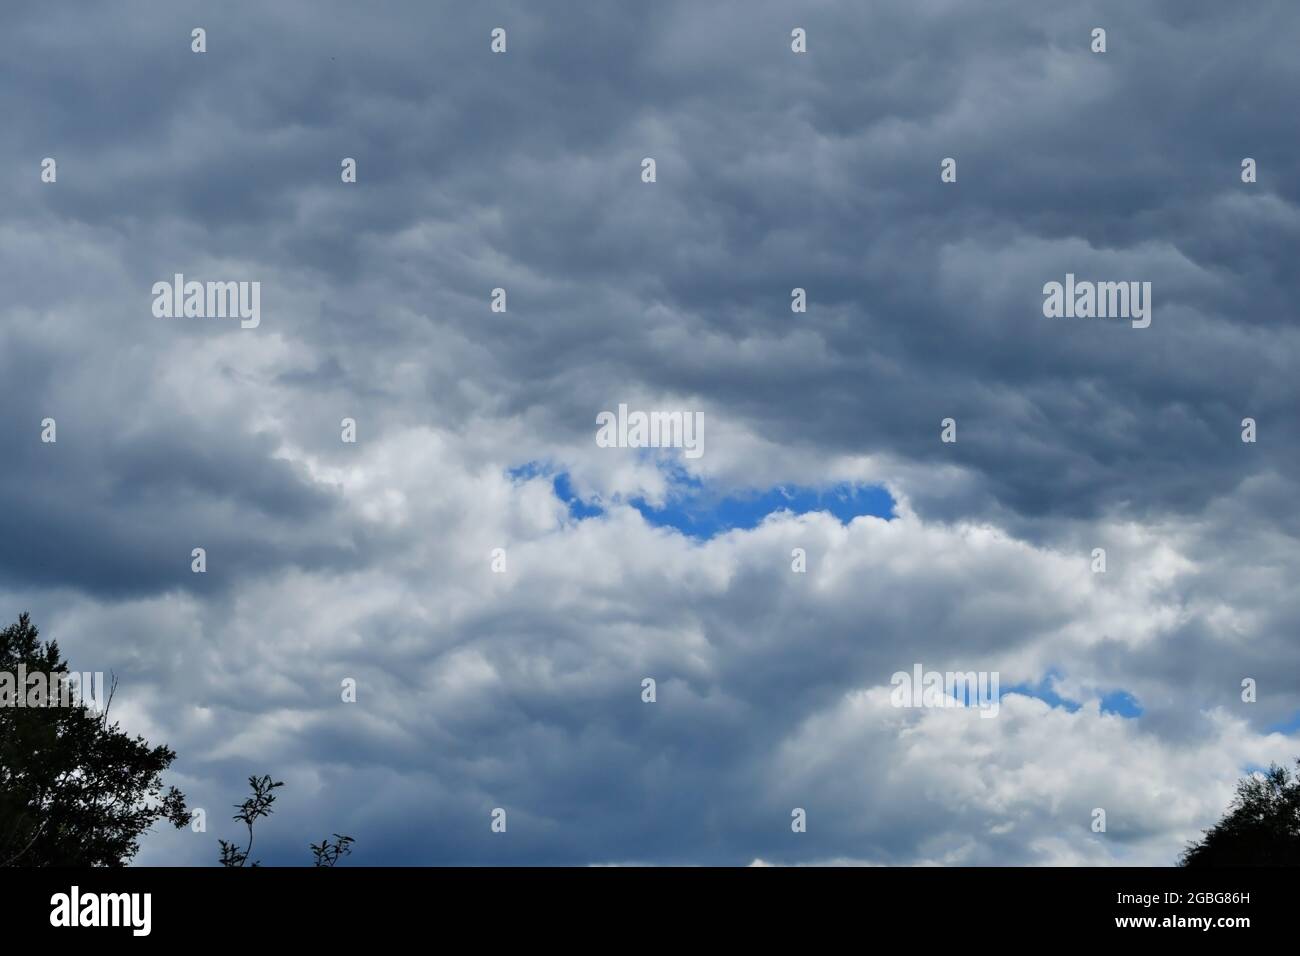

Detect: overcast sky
3,0,1299,865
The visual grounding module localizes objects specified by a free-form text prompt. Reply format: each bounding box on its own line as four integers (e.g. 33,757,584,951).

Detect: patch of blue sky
1006,670,1143,718
506,461,895,540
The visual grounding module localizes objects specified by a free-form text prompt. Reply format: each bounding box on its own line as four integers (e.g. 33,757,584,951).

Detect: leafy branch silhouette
218,775,283,867
310,833,355,867
217,775,356,867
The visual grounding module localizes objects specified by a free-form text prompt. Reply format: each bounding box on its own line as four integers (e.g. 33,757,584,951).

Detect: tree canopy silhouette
1180,760,1300,866
0,612,188,866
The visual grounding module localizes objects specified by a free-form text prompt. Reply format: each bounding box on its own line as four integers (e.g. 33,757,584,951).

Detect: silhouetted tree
1181,760,1300,866
0,613,188,866
218,775,355,866
218,775,283,867
311,833,355,867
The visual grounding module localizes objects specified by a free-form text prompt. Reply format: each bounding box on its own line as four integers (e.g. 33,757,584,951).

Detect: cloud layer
2,0,1297,865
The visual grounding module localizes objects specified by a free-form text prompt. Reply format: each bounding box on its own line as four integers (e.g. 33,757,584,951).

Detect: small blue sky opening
1006,670,1143,718
1266,710,1300,735
507,461,895,539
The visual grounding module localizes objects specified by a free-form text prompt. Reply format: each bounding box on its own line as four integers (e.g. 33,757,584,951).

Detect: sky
2,0,1299,866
